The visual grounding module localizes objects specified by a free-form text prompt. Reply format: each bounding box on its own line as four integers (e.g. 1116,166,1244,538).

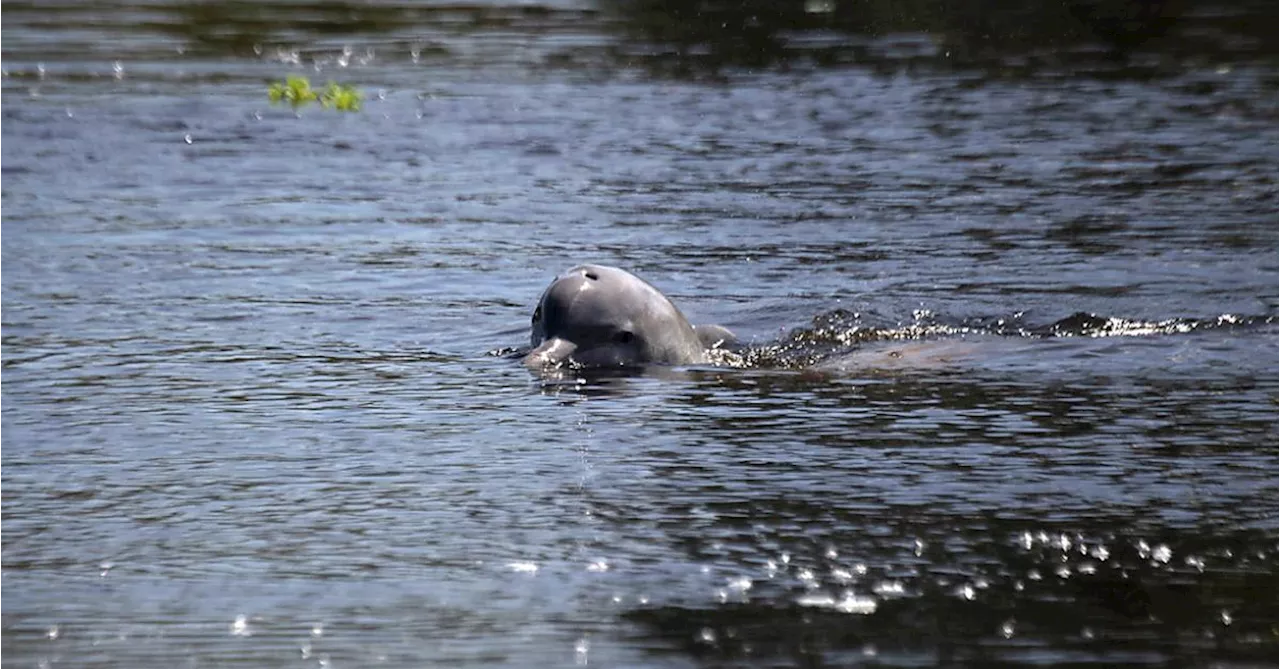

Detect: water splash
704,310,1275,370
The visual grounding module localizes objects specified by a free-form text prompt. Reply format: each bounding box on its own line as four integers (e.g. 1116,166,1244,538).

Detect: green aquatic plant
319,81,362,111
267,76,361,112
267,75,316,107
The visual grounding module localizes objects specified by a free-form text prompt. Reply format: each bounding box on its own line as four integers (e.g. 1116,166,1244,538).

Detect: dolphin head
524,264,708,370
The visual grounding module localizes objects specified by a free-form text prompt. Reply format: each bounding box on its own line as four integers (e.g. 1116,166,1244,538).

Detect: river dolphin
524,264,735,370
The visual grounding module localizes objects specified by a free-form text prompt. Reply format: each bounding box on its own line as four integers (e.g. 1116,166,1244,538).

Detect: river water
2,1,1276,667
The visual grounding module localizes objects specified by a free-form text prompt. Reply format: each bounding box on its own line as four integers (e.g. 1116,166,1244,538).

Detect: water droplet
698,627,716,644
46,625,60,640
112,61,124,80
183,134,193,144
1221,610,1233,626
574,637,590,665
1152,544,1172,564
311,624,324,637
1000,619,1016,638
1081,627,1094,640
230,615,250,637
586,559,609,572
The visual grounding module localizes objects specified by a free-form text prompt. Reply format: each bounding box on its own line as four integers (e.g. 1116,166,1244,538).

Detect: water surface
3,1,1277,667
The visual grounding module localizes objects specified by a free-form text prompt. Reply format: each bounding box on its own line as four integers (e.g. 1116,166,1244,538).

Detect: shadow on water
3,0,1276,78
619,527,1277,667
608,0,1277,77
161,2,602,58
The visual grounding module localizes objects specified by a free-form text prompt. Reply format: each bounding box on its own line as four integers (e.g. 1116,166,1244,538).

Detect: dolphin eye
613,331,635,344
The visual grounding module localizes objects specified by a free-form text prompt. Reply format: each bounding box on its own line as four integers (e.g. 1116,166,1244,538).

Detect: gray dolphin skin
524,264,734,370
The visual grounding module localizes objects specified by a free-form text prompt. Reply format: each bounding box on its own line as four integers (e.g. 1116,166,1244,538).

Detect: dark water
3,1,1277,667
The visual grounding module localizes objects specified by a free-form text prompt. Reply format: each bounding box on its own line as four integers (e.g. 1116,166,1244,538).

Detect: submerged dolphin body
523,264,735,370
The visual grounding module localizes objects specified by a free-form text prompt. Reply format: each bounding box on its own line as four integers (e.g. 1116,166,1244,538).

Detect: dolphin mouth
523,337,579,370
